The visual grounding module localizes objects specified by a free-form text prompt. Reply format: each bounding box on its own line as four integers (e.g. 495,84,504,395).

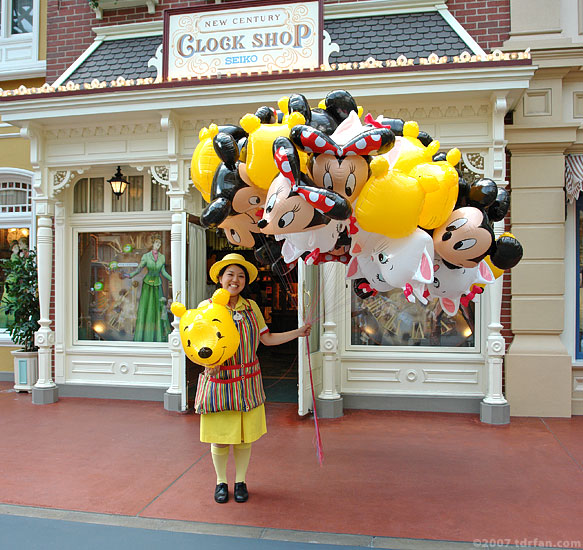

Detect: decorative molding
523,89,552,117
150,165,170,187
92,21,163,40
422,368,479,384
45,123,162,139
148,44,164,84
325,0,440,19
322,30,339,68
574,91,583,119
51,169,88,196
91,0,159,20
368,104,490,121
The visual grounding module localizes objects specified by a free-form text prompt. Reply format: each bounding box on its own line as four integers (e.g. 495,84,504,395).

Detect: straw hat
209,253,258,284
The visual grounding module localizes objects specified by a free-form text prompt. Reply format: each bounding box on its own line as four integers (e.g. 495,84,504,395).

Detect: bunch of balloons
191,90,523,316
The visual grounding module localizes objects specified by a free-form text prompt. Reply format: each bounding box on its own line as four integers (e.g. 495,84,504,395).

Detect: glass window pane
111,190,126,212
151,180,169,211
90,178,104,213
73,179,88,213
0,227,31,330
11,0,33,34
351,287,475,348
128,176,143,212
78,230,173,342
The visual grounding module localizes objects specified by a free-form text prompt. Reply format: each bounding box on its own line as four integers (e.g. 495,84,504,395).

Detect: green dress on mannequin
127,239,172,342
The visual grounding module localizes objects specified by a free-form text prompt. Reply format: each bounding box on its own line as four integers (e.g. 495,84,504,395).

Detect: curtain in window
566,154,583,203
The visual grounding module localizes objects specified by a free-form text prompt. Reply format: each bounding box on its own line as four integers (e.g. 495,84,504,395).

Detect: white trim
0,0,44,80
0,167,34,178
71,224,172,349
3,64,536,126
563,199,582,365
92,21,163,40
324,0,441,19
52,40,104,87
437,6,487,57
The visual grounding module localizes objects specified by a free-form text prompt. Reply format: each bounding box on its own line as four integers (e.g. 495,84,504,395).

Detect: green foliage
1,251,40,352
88,0,99,9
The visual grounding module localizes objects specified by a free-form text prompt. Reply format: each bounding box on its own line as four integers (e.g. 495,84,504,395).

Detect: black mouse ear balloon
272,136,301,185
287,93,312,124
213,132,239,171
488,188,510,222
490,234,524,270
325,90,358,124
467,178,498,209
200,197,232,228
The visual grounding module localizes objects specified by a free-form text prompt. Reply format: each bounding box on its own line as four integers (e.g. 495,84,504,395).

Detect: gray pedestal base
315,397,343,419
32,385,59,405
480,401,510,425
164,391,182,412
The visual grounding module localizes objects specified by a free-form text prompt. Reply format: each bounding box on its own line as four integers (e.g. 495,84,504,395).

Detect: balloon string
306,337,324,466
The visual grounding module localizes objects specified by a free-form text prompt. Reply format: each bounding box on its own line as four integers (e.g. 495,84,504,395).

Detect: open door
297,259,323,416
182,216,207,410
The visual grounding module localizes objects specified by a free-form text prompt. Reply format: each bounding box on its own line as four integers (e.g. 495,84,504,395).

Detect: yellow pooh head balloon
170,289,239,367
190,124,220,203
410,148,461,230
356,157,436,239
390,121,441,174
239,110,307,190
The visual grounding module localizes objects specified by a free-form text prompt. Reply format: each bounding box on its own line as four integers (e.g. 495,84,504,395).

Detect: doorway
186,226,300,406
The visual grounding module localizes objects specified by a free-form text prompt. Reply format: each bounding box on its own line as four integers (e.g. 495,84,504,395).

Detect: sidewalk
1,381,582,549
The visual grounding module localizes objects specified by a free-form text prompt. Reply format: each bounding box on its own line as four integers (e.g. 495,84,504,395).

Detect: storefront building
0,0,581,419
0,0,46,374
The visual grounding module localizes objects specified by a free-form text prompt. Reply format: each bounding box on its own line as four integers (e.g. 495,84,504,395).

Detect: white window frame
563,199,582,365
342,280,484,359
67,170,172,351
0,167,34,344
0,0,45,80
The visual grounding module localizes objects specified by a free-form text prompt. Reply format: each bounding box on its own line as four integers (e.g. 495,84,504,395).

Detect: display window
350,286,476,349
0,227,30,331
77,230,173,343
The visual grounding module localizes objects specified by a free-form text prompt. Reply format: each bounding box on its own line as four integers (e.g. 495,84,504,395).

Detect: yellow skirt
200,404,267,444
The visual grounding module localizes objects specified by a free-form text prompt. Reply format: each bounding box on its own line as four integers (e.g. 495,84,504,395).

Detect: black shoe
214,483,228,503
234,482,248,503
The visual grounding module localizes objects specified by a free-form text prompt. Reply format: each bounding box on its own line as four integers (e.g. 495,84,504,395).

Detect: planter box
91,0,159,19
12,350,38,392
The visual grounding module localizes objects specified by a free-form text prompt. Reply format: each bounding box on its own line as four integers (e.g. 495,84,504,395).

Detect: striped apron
194,300,266,414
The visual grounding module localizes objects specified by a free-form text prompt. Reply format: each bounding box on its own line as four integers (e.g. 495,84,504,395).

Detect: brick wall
447,0,511,51
47,0,512,84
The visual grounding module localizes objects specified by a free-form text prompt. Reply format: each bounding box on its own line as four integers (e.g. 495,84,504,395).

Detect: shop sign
163,0,323,80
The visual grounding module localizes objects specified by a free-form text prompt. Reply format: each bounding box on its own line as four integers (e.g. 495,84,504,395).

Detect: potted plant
0,250,40,392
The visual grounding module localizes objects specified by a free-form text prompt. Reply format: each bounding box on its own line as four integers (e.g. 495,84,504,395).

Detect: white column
483,222,507,406
167,212,183,397
316,262,343,417
32,212,58,404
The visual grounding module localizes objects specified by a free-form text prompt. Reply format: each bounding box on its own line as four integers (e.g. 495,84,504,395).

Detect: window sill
91,0,159,19
0,60,46,81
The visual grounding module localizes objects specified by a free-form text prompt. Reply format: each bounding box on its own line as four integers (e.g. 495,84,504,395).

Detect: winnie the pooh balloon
171,289,239,367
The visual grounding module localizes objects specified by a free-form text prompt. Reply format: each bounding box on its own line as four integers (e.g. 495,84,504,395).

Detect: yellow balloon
239,111,306,190
171,288,239,367
356,157,429,239
391,121,441,174
190,124,220,203
410,148,460,230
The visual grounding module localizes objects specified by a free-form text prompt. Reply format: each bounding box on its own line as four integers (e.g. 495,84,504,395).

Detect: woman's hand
298,324,312,338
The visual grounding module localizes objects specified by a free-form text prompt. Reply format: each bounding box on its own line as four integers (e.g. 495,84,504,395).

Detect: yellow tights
210,443,252,484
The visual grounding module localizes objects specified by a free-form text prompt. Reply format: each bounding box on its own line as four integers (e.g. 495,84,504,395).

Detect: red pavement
1,381,582,547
